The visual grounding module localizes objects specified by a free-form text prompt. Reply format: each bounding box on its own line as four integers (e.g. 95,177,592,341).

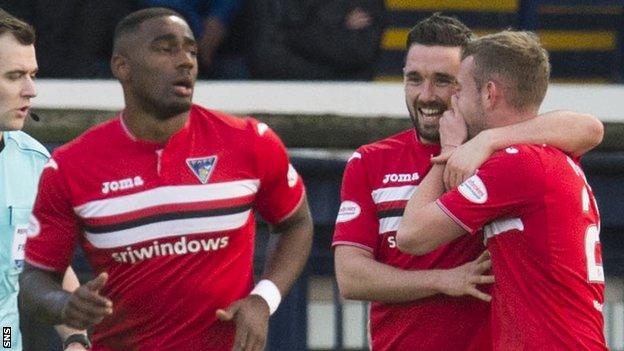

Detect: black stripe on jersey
83,204,253,234
377,208,405,219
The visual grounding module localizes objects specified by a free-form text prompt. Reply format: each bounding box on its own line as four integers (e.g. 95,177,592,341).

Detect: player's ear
111,54,130,81
483,80,498,109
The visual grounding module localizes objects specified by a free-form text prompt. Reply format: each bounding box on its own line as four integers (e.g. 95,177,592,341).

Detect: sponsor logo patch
458,175,488,204
505,147,519,154
186,156,217,184
287,163,298,187
26,215,41,238
336,201,361,223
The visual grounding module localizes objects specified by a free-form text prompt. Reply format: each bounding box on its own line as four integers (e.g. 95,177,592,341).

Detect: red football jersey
333,129,491,351
25,105,305,350
438,145,606,350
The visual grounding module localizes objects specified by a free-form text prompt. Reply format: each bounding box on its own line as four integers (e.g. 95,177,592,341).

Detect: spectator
248,0,386,80
3,0,135,78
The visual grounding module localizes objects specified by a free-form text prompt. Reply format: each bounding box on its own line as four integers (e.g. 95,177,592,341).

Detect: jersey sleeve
437,146,544,234
25,158,80,272
332,151,378,253
252,121,305,224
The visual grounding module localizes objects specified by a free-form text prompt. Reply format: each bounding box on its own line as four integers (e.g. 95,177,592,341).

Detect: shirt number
584,225,604,283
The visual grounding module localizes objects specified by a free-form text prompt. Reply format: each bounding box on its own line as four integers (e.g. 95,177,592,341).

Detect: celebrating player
333,14,604,351
397,31,607,350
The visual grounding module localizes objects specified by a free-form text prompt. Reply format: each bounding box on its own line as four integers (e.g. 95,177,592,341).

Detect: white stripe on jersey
371,185,416,204
75,179,260,218
379,216,402,234
484,218,524,242
85,209,252,248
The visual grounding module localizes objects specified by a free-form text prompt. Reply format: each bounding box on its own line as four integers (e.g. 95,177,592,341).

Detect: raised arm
434,110,604,189
397,101,471,254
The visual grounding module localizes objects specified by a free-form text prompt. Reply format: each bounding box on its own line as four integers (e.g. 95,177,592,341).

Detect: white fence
34,80,624,123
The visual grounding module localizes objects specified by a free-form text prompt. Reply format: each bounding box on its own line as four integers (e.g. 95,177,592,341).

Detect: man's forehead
0,36,36,71
137,15,194,39
405,44,461,74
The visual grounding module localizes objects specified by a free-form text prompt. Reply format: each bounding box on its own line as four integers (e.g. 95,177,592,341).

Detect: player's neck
488,107,538,130
122,107,189,144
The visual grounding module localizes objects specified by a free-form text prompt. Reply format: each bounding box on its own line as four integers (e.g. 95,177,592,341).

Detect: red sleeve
437,146,544,234
25,158,80,272
252,121,305,224
331,151,378,253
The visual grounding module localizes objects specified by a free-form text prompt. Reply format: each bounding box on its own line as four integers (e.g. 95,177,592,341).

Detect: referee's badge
186,156,218,184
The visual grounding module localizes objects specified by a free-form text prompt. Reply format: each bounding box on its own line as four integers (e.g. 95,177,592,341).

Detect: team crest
186,156,218,184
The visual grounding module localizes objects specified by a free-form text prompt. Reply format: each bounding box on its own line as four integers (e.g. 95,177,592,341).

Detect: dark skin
217,199,313,351
20,15,314,351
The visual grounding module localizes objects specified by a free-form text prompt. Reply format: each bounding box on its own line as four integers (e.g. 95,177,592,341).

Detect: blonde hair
462,31,550,111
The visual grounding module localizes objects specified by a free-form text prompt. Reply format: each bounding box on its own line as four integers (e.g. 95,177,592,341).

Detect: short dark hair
0,8,35,45
462,31,550,111
406,13,472,49
113,7,184,53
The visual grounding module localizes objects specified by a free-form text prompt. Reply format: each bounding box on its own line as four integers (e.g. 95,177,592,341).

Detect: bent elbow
337,283,357,300
335,275,360,300
587,116,605,148
396,227,434,256
574,113,604,155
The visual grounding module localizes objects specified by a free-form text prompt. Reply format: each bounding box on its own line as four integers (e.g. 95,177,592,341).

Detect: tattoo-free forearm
484,110,603,157
54,267,87,339
335,246,441,303
263,198,313,296
19,263,71,325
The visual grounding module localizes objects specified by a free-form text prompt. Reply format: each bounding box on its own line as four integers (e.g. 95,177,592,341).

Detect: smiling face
114,15,198,120
0,32,37,133
403,44,461,143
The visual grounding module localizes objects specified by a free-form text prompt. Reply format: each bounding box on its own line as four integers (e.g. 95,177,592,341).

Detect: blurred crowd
0,0,386,80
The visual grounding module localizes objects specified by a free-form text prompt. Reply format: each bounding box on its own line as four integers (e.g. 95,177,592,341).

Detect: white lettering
201,237,222,251
134,176,144,186
220,237,229,248
382,172,420,184
111,252,122,263
174,237,188,254
101,176,145,194
387,236,396,248
133,246,154,260
188,240,201,253
110,235,231,264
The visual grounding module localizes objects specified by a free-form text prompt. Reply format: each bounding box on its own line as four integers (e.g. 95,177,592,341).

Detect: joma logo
102,176,144,194
382,172,419,184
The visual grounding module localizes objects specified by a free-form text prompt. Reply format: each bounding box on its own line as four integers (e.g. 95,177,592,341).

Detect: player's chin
167,99,193,113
